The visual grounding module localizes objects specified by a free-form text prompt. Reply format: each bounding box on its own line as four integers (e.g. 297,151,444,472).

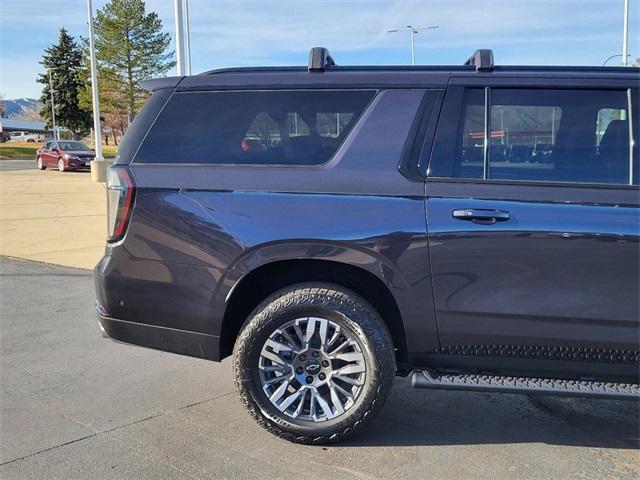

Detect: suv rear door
424,75,639,377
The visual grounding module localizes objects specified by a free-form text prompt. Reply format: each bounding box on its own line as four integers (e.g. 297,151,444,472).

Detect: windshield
58,141,91,151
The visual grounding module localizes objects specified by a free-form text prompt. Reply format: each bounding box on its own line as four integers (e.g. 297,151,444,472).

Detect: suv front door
424,79,639,379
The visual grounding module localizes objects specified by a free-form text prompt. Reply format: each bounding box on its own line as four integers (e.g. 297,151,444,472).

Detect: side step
411,370,640,400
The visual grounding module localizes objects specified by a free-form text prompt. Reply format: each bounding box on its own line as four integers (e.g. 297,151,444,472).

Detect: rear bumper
97,312,221,361
94,246,225,362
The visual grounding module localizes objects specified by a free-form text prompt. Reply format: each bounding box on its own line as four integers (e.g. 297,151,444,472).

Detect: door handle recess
452,208,510,222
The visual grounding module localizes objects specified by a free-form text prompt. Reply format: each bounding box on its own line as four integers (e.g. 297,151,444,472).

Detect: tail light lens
107,167,135,242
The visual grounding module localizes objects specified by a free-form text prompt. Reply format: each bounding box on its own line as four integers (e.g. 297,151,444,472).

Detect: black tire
37,157,45,170
233,283,395,444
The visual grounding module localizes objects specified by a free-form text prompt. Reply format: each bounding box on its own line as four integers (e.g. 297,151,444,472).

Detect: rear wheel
57,159,65,172
37,157,45,170
233,283,395,444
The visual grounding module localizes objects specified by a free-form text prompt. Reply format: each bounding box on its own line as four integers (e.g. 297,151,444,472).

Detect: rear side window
430,88,634,185
134,90,375,166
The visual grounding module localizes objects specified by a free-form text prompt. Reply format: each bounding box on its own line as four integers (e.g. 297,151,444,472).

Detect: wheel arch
219,259,408,365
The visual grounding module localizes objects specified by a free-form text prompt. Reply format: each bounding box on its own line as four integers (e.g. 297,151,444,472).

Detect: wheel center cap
305,360,321,374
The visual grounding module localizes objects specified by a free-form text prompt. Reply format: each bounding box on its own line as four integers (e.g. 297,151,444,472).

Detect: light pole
387,25,439,65
622,0,629,66
87,0,104,184
174,0,186,75
47,68,58,141
184,0,192,75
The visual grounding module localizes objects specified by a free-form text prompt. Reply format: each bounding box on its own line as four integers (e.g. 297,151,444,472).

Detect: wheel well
220,259,407,363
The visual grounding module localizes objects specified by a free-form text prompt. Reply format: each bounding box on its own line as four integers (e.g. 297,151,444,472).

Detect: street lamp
46,68,58,141
387,25,439,65
622,0,629,66
174,0,192,75
602,54,631,66
184,0,192,75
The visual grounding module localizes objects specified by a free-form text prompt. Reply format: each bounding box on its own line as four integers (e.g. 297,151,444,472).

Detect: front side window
431,88,633,185
135,90,375,166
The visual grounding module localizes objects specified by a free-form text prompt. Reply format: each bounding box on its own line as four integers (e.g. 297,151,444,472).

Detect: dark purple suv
95,48,640,443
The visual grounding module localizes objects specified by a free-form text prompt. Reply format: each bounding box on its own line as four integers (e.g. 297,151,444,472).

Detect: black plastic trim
411,370,639,400
98,314,221,361
398,91,432,181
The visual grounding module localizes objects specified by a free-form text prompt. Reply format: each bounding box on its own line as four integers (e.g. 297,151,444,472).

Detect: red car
36,141,95,172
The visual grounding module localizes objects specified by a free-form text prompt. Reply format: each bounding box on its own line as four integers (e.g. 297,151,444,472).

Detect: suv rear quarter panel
99,88,440,356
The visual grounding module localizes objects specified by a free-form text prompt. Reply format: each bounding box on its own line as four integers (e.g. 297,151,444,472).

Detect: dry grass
0,142,117,160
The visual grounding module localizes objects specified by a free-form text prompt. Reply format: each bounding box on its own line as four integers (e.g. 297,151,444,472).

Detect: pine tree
92,0,174,121
38,28,92,138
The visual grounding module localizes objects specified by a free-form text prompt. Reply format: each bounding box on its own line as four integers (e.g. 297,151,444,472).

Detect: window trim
131,88,379,168
427,86,637,187
627,88,634,186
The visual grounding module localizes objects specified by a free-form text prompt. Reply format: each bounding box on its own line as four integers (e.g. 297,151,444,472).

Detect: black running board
410,370,640,400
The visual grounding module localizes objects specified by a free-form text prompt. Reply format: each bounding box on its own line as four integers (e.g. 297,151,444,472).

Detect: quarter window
432,88,633,185
134,90,375,166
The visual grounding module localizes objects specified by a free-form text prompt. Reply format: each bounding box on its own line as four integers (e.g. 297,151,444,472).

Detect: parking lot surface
0,166,105,269
1,256,638,479
0,160,35,172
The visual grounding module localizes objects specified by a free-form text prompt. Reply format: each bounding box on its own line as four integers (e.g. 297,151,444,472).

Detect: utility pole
47,69,58,141
622,0,629,66
174,0,186,75
387,25,439,65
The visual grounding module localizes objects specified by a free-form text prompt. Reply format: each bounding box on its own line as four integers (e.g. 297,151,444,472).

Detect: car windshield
58,141,91,151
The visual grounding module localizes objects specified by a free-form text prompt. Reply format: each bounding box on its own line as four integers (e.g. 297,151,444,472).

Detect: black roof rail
308,47,336,72
465,49,494,72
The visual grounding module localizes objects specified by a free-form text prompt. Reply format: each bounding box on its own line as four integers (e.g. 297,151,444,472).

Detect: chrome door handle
452,208,510,223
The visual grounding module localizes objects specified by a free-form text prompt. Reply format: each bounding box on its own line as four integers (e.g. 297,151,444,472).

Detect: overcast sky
0,0,638,99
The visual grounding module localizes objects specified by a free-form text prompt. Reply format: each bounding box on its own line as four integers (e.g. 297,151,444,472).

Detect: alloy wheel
258,316,366,422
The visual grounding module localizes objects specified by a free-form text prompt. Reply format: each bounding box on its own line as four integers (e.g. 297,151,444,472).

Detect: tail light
107,167,135,243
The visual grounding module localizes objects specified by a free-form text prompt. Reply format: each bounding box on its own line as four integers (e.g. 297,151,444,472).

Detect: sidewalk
0,166,106,269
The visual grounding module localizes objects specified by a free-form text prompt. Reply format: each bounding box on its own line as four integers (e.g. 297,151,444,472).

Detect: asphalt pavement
0,256,638,479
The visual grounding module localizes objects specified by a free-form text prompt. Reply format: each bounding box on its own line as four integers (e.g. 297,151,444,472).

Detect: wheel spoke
328,339,351,358
332,351,365,363
293,322,305,345
332,374,364,387
269,377,292,403
309,388,317,419
260,364,290,373
314,389,335,419
326,326,341,349
261,349,287,366
331,379,355,402
335,363,365,375
329,384,346,415
264,338,293,353
277,388,303,412
317,317,328,347
304,317,316,346
292,388,307,418
279,329,301,351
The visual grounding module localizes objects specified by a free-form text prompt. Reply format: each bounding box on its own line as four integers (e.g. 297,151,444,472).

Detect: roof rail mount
308,47,336,73
465,49,494,72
